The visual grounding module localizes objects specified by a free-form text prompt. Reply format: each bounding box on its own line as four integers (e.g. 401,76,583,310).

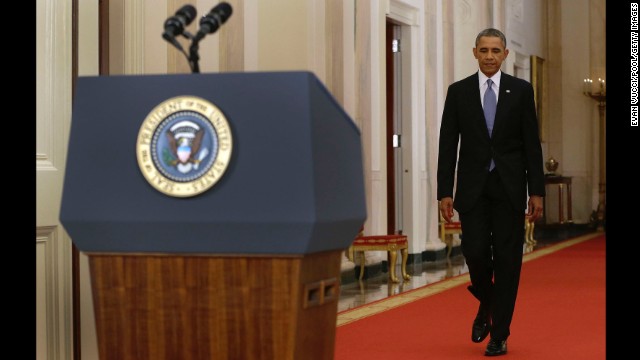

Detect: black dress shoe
468,285,492,343
484,338,507,356
471,314,491,343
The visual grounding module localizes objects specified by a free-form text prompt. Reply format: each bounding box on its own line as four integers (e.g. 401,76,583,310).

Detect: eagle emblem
137,96,232,197
164,120,210,174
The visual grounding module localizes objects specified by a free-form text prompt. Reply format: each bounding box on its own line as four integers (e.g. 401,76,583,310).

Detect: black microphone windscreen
176,4,197,26
210,2,233,24
163,4,197,41
198,2,233,35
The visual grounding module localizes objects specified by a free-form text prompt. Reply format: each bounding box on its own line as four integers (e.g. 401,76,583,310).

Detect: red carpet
334,235,606,359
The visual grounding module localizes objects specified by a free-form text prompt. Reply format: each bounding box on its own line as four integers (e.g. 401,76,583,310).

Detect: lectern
60,72,366,360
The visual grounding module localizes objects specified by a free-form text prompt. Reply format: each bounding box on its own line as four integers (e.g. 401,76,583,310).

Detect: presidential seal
136,96,233,197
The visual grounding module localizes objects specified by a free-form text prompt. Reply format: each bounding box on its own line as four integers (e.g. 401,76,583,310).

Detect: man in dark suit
437,28,545,356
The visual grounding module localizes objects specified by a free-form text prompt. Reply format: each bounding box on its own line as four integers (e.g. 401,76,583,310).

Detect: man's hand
439,197,455,223
527,195,543,222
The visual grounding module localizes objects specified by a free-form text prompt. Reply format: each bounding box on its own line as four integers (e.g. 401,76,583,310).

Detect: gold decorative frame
530,55,546,142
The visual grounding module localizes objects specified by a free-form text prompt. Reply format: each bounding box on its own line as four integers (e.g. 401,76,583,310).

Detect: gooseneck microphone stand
166,31,201,74
165,31,204,74
188,34,202,74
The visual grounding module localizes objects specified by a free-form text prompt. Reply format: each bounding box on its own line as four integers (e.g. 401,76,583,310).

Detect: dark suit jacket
437,72,545,214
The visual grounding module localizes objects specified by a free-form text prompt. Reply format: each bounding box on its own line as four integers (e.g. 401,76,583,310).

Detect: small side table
543,175,573,224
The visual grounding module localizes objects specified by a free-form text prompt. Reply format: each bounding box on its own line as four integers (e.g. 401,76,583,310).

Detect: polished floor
338,252,468,313
337,224,596,313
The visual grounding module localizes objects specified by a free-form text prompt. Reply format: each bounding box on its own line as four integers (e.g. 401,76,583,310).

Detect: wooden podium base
89,250,343,360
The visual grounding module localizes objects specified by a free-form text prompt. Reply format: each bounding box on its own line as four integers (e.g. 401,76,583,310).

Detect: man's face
473,36,509,77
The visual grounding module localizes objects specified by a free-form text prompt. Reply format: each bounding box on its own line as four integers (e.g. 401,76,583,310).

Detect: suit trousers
459,170,525,341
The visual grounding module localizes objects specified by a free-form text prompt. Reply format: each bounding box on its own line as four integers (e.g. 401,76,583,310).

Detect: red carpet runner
334,234,605,359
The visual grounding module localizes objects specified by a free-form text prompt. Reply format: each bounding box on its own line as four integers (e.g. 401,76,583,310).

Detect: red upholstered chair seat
443,222,462,231
352,235,408,247
347,228,411,283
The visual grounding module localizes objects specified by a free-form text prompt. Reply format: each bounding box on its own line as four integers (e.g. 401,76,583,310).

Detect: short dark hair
475,28,507,48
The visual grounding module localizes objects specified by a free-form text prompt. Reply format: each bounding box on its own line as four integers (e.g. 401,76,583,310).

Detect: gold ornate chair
347,227,411,283
439,212,462,258
524,215,537,252
439,212,537,256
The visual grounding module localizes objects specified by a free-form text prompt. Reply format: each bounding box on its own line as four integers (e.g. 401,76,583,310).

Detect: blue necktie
484,79,496,171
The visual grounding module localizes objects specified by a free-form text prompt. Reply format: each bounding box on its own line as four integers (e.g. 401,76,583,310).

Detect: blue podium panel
60,71,366,254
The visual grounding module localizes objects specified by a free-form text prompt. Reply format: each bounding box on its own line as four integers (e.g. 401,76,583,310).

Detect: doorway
385,19,404,235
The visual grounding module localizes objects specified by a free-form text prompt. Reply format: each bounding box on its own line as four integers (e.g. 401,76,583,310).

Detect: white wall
506,0,545,58
452,0,493,81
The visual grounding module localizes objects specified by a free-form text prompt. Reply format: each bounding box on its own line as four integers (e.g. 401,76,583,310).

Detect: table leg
542,195,547,224
558,184,564,224
567,183,573,222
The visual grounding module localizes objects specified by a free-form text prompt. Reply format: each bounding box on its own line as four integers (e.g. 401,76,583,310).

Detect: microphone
194,2,233,41
162,4,197,43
